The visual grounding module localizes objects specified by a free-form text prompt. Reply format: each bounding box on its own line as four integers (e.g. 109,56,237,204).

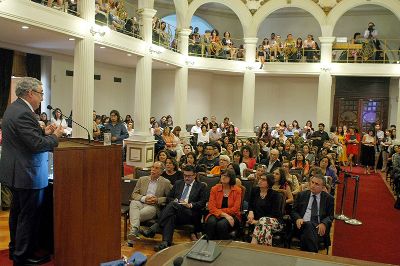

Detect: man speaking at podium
0,77,63,265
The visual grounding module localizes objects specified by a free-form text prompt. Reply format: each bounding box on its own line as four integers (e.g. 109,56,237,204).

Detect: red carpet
0,250,54,266
333,167,400,265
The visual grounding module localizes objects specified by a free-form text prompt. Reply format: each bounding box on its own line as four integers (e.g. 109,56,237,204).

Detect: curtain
26,53,41,80
26,53,41,114
0,48,14,118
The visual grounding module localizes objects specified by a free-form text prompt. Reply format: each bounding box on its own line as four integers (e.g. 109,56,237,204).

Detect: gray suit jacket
0,98,59,189
131,175,172,206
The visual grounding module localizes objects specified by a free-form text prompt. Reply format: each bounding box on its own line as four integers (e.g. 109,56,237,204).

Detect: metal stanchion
335,172,350,221
345,175,363,225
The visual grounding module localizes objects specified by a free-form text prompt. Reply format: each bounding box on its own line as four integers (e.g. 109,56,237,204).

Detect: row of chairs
120,171,330,253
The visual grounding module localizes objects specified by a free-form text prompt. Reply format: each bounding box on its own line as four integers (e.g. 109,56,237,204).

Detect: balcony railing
152,17,179,52
188,37,245,61
333,38,400,64
34,0,79,16
95,1,142,39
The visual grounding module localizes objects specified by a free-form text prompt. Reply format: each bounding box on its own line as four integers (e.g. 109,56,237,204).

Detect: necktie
180,184,190,201
311,195,319,224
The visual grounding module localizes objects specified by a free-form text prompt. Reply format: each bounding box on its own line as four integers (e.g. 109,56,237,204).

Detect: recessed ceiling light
100,46,105,49
127,53,132,57
68,38,75,41
21,25,29,29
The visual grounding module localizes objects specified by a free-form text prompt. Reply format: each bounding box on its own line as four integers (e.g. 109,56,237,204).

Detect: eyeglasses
32,90,44,96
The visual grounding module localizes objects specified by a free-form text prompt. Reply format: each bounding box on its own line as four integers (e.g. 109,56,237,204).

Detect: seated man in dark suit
141,165,208,251
291,174,334,253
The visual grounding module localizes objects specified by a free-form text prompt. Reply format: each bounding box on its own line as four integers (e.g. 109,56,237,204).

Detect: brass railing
188,37,245,61
95,1,142,39
152,17,179,52
333,38,400,64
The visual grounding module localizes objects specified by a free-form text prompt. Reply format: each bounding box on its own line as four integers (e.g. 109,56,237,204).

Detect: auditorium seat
121,178,137,240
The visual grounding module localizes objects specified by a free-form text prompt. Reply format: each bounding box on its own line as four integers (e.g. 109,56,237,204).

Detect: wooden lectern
53,139,122,266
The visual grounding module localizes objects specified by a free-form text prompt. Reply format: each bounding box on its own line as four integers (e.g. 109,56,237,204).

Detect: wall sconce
320,63,331,72
185,60,195,66
90,25,107,37
149,45,163,55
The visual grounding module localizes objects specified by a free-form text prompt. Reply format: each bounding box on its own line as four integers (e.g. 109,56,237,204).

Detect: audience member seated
241,145,257,171
128,162,171,242
162,126,177,152
291,174,334,253
208,29,222,57
247,164,267,187
272,167,294,205
51,108,72,136
291,152,310,177
248,173,284,246
266,149,282,173
236,45,245,60
209,154,229,175
209,124,222,143
155,150,169,165
198,143,219,171
221,31,236,59
142,165,208,251
302,34,316,62
39,112,50,127
197,124,210,144
318,156,337,192
205,169,242,240
154,127,166,156
282,160,301,196
162,157,183,185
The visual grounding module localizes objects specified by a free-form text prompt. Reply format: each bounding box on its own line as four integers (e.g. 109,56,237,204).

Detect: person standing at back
0,77,63,265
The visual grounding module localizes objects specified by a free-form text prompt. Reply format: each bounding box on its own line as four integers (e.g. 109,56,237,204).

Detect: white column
316,37,335,127
72,0,94,139
178,28,192,56
174,29,192,143
138,8,157,43
131,8,156,141
239,38,258,138
126,8,157,168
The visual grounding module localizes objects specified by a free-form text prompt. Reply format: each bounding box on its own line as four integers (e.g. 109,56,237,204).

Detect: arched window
161,14,214,34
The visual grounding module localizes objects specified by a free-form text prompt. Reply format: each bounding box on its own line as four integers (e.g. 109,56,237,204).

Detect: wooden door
333,98,388,132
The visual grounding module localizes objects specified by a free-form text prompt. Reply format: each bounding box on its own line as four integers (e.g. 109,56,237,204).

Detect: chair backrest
198,175,220,197
289,168,304,182
121,178,138,206
238,185,246,211
276,191,286,217
135,168,150,179
240,179,253,206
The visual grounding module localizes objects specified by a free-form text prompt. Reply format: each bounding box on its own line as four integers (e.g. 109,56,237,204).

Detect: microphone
47,105,91,143
172,256,183,266
172,234,207,266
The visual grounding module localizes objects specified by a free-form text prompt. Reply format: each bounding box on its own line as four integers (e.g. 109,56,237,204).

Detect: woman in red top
206,169,242,240
290,152,310,177
241,145,256,170
345,127,360,171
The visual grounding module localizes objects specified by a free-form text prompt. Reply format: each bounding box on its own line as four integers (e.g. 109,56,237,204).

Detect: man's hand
316,223,326,236
53,125,64,138
45,124,57,135
111,136,117,142
145,195,157,205
296,218,304,229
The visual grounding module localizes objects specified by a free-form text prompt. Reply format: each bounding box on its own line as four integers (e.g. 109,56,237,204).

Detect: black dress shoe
154,241,169,252
140,228,155,238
